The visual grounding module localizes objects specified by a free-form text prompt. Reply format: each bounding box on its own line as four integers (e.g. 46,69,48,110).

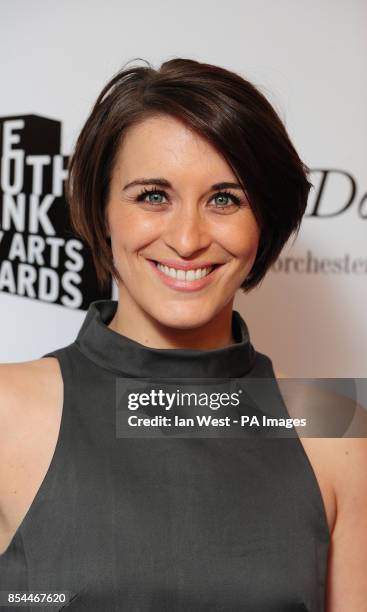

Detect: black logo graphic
0,115,112,310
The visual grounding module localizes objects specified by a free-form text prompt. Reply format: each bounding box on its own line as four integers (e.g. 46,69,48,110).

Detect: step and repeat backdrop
0,0,365,376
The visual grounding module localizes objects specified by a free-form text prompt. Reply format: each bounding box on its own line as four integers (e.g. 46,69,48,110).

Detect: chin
147,303,219,331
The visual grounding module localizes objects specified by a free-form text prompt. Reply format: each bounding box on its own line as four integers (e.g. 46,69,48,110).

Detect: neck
108,286,236,350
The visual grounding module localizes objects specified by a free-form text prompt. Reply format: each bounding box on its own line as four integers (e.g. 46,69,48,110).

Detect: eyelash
135,187,243,208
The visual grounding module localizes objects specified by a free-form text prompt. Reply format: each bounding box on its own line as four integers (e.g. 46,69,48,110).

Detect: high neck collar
75,300,256,378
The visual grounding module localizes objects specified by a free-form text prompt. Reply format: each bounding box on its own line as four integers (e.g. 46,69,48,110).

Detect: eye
134,187,244,211
211,191,242,209
135,188,168,205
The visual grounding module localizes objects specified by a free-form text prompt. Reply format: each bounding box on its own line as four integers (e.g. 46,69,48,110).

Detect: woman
0,58,366,611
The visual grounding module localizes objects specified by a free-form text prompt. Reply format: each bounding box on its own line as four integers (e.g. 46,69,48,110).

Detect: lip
150,258,219,271
147,259,223,292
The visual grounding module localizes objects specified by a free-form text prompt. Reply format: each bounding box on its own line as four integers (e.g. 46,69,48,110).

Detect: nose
162,203,211,257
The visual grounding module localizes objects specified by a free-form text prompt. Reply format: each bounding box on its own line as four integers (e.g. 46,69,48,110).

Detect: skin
0,113,367,611
105,114,261,349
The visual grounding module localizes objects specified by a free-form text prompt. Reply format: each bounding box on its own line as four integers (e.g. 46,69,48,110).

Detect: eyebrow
122,177,244,191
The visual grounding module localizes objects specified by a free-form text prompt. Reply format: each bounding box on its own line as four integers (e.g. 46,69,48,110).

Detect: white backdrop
0,0,365,377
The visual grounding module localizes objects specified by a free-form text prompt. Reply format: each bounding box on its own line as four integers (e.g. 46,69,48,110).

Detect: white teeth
156,263,214,281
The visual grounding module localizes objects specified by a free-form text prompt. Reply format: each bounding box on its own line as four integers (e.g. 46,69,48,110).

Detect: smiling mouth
149,260,222,281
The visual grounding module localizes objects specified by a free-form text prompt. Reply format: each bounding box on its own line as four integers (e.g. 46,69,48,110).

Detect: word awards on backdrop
0,115,112,310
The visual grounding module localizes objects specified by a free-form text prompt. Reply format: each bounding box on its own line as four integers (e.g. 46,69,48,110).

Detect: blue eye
136,189,167,204
135,188,243,209
212,192,241,207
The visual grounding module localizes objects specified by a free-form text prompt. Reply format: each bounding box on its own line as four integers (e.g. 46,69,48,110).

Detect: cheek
219,219,260,261
108,207,159,253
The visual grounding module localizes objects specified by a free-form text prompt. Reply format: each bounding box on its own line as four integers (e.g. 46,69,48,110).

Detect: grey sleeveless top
0,300,330,611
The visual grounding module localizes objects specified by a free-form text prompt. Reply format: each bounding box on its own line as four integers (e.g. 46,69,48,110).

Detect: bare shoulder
0,358,63,551
0,358,63,426
274,370,367,538
0,356,62,398
0,356,63,450
274,370,367,481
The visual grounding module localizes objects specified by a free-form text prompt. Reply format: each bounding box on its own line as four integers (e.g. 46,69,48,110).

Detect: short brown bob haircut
67,57,311,293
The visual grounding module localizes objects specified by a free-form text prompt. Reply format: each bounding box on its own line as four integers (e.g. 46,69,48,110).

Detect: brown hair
66,57,311,292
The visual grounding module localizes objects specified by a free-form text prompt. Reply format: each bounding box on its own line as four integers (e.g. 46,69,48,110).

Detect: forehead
114,114,235,178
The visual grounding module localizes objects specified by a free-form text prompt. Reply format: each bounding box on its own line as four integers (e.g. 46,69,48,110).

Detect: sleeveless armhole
253,351,331,544
0,346,72,578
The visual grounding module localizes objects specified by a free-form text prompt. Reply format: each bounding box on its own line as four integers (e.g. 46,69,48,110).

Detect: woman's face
105,114,261,330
